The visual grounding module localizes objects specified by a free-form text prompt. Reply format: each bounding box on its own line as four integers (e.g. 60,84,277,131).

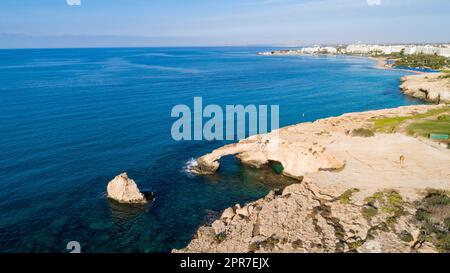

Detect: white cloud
366,0,381,6
66,0,81,6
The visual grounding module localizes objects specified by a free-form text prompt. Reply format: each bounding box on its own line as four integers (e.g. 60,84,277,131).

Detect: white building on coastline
405,45,440,55
439,48,450,57
344,44,450,57
301,46,321,54
322,46,338,54
266,44,450,58
345,44,371,54
382,45,405,55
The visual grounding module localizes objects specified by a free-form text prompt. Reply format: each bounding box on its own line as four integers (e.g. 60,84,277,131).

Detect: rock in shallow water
107,173,149,204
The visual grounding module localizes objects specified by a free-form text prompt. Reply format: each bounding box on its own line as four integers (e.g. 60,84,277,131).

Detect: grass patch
385,216,398,231
364,192,384,206
351,128,375,137
373,107,450,133
348,240,365,251
381,190,405,215
406,115,450,137
362,206,378,221
363,190,406,230
373,116,410,133
339,188,360,204
439,69,450,79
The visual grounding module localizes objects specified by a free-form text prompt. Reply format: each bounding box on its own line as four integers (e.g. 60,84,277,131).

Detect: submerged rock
107,173,149,204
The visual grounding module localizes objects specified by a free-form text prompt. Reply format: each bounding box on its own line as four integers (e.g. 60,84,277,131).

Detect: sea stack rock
107,173,148,204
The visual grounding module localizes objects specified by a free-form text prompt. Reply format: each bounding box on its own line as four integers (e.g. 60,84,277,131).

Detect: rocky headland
177,104,450,253
400,73,450,104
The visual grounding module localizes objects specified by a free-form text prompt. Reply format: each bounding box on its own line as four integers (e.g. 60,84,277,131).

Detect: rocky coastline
176,104,450,253
400,73,450,104
175,51,450,253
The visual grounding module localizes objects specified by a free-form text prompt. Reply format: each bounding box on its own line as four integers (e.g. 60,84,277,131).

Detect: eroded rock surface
175,181,443,253
178,105,450,253
190,130,346,179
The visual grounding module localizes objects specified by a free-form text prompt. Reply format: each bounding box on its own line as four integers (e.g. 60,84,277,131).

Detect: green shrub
381,190,405,215
249,236,280,252
362,206,378,220
291,239,303,249
351,128,375,137
214,232,227,243
394,53,450,69
339,188,360,204
398,230,414,242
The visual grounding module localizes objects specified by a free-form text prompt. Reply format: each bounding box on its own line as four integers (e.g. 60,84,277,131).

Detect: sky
0,0,449,48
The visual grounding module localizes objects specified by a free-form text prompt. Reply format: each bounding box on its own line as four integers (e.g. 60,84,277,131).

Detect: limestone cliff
400,73,450,104
177,105,450,253
175,181,441,253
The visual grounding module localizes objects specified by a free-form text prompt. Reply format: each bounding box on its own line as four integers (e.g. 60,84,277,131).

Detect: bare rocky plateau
175,104,450,253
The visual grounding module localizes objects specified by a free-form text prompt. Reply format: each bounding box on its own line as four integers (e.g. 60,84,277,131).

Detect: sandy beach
368,56,388,69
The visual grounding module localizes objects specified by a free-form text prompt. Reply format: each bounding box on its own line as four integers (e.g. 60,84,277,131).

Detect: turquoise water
0,47,420,252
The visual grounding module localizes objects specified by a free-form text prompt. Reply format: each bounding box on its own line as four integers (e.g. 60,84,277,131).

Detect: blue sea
0,47,420,252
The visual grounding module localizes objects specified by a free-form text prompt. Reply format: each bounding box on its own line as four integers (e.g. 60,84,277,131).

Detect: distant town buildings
288,44,450,58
